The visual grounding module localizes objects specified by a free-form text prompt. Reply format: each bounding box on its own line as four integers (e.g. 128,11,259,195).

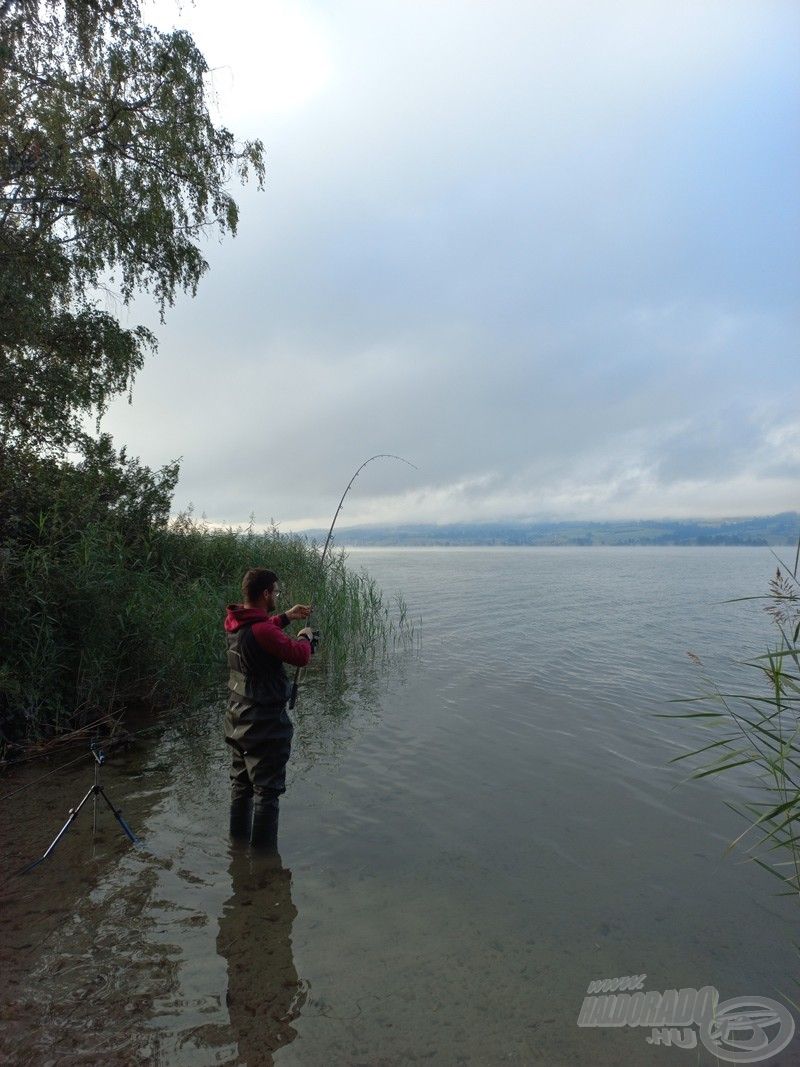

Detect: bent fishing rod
289,453,417,709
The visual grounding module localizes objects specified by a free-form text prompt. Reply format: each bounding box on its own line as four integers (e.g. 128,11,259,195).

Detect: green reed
0,511,413,751
667,536,800,897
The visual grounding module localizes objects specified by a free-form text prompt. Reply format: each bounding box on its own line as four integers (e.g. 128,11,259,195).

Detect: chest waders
225,624,293,850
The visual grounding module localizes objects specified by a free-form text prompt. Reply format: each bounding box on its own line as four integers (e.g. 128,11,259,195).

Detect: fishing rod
288,453,417,709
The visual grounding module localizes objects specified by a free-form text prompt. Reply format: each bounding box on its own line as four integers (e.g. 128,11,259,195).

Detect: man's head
242,567,280,612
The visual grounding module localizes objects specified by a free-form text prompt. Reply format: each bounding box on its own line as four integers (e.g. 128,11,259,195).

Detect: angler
224,455,415,852
223,568,318,850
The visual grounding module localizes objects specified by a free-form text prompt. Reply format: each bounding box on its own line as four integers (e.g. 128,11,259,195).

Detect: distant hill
300,512,800,547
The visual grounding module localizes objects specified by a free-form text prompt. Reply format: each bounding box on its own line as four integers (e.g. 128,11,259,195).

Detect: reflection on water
217,844,306,1064
0,622,405,1064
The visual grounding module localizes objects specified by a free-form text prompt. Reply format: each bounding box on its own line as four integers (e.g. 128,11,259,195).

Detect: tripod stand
21,735,139,876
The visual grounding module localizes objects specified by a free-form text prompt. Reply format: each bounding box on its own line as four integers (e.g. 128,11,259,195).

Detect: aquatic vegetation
669,537,800,897
0,511,413,753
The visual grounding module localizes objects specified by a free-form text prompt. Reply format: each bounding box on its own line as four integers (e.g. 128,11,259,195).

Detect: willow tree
0,0,264,511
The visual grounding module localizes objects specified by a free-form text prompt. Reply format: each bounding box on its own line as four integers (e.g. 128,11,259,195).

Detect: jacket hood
224,604,268,632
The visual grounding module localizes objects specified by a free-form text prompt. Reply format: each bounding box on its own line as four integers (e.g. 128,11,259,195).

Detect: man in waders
224,568,317,849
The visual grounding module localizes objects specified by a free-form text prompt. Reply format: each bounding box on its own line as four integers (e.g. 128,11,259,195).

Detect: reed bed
0,512,413,757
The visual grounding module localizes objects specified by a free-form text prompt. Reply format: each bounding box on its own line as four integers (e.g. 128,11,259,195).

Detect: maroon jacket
224,605,312,668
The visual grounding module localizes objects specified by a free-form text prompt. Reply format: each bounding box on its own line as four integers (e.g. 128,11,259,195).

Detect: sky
101,0,800,530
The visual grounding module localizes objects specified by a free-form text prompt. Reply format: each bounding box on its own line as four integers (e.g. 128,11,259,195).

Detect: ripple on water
1,547,797,1064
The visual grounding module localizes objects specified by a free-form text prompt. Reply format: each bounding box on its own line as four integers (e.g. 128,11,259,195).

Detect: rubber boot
229,795,253,840
250,794,280,852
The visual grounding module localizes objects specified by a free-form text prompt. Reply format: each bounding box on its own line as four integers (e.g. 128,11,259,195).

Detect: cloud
103,0,800,527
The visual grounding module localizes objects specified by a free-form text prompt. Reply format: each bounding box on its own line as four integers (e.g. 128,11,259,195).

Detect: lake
0,547,797,1065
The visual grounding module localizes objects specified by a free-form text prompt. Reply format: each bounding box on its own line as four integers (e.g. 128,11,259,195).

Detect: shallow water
0,546,797,1065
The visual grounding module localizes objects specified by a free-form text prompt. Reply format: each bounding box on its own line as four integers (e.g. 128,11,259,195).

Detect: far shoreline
298,512,798,551
340,541,795,550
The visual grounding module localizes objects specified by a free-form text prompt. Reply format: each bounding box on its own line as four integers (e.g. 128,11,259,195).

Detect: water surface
0,547,797,1064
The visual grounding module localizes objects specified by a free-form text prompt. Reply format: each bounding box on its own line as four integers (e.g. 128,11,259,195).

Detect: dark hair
242,568,278,604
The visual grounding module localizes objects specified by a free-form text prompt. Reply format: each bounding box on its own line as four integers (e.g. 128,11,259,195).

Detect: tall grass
669,536,800,897
0,511,412,752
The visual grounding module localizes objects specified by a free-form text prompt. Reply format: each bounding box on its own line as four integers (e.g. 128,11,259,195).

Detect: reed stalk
667,535,800,898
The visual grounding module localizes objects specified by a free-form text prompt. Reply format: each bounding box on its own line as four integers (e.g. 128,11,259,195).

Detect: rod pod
20,735,139,877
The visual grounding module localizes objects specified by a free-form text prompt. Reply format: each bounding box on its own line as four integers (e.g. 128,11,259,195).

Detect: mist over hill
300,513,800,548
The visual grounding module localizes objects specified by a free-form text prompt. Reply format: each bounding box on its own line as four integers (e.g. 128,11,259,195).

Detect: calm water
0,547,797,1065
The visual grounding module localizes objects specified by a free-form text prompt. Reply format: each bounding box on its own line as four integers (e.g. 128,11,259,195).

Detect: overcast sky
102,0,800,530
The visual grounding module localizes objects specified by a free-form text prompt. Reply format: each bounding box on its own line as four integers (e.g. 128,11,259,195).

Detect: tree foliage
0,1,266,743
0,0,264,461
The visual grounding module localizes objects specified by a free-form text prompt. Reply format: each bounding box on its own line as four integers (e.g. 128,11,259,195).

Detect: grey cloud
102,0,800,526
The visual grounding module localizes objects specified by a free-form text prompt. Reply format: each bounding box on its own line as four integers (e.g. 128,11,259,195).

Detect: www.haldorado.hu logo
577,975,795,1063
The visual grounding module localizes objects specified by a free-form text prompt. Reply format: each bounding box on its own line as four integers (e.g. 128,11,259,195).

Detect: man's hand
286,604,311,622
297,627,320,652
